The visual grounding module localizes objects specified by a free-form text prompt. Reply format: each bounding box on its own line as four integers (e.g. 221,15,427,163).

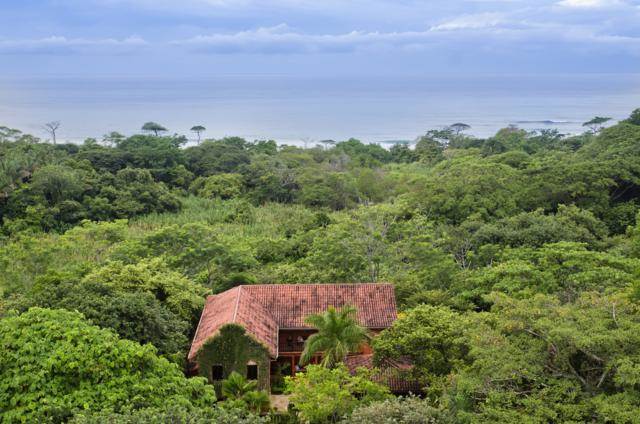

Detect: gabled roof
189,283,397,361
188,286,278,360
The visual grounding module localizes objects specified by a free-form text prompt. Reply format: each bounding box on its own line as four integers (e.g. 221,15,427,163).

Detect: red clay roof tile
189,283,397,361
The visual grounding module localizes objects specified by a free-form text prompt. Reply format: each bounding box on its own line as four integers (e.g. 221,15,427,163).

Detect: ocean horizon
2,73,639,146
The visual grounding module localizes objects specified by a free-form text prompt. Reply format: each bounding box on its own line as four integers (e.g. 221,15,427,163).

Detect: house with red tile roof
188,283,418,394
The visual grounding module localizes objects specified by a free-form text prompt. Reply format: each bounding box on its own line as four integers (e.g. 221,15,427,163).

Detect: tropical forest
2,110,640,423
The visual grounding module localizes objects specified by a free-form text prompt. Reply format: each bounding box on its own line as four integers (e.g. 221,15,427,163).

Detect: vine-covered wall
196,323,271,394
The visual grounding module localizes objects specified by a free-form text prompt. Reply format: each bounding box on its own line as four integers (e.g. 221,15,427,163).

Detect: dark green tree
450,122,471,135
190,125,206,144
583,116,612,133
141,122,168,136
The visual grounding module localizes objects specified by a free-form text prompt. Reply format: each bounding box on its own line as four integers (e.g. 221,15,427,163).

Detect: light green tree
0,308,216,423
285,364,390,423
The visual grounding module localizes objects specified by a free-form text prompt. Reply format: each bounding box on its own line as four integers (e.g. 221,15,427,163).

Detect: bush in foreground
346,396,453,424
70,406,267,424
0,308,216,423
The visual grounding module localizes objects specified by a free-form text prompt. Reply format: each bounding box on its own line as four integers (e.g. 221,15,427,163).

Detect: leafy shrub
346,396,453,424
190,173,244,200
285,364,390,423
70,406,267,424
373,305,469,388
0,308,215,423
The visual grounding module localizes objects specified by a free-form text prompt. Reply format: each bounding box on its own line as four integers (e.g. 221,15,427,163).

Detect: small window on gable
247,364,258,380
212,364,224,381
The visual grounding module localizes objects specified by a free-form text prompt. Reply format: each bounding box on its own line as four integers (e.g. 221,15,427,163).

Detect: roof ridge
232,286,242,323
240,282,394,288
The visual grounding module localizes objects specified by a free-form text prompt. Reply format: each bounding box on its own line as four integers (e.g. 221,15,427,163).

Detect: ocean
1,73,639,146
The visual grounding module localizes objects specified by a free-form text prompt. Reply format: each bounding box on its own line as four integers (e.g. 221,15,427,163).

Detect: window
247,364,258,380
212,364,223,381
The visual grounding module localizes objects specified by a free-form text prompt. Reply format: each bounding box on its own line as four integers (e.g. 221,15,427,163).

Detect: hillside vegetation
2,111,640,422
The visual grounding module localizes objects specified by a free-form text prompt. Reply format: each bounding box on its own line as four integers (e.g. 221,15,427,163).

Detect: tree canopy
2,108,640,421
0,308,216,423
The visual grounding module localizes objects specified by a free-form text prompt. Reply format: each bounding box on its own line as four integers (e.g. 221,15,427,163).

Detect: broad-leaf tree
0,308,216,423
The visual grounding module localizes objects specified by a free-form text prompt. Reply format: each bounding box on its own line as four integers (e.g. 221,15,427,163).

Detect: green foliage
242,390,271,415
301,306,369,368
0,308,215,423
197,324,271,393
285,364,391,423
71,406,267,424
389,143,417,163
625,108,640,126
141,121,168,136
457,242,640,303
404,155,521,225
451,292,640,422
2,254,206,356
414,133,445,164
583,116,612,133
185,137,251,175
190,173,244,200
373,305,469,388
3,111,640,420
3,165,180,233
127,221,258,289
221,372,271,414
222,371,259,399
82,258,207,323
13,273,190,356
345,396,453,424
332,138,392,167
471,205,608,250
0,219,128,296
297,171,358,210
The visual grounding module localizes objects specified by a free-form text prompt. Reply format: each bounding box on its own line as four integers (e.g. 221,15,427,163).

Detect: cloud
175,24,442,54
0,35,147,54
173,19,640,56
1,0,639,74
429,12,507,31
556,0,625,8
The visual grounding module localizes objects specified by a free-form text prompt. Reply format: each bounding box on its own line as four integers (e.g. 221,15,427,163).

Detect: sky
0,0,639,77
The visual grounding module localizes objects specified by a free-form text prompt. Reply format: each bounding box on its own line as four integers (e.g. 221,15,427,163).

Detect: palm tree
221,371,257,399
300,305,369,368
243,390,271,414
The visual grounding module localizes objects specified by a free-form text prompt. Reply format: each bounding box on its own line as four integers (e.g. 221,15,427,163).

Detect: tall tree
624,108,640,126
43,121,61,144
300,306,368,368
582,116,612,133
141,122,168,136
190,125,206,144
450,122,471,135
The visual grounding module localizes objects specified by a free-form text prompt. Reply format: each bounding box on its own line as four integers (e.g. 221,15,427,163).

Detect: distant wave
378,139,412,145
514,120,574,125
